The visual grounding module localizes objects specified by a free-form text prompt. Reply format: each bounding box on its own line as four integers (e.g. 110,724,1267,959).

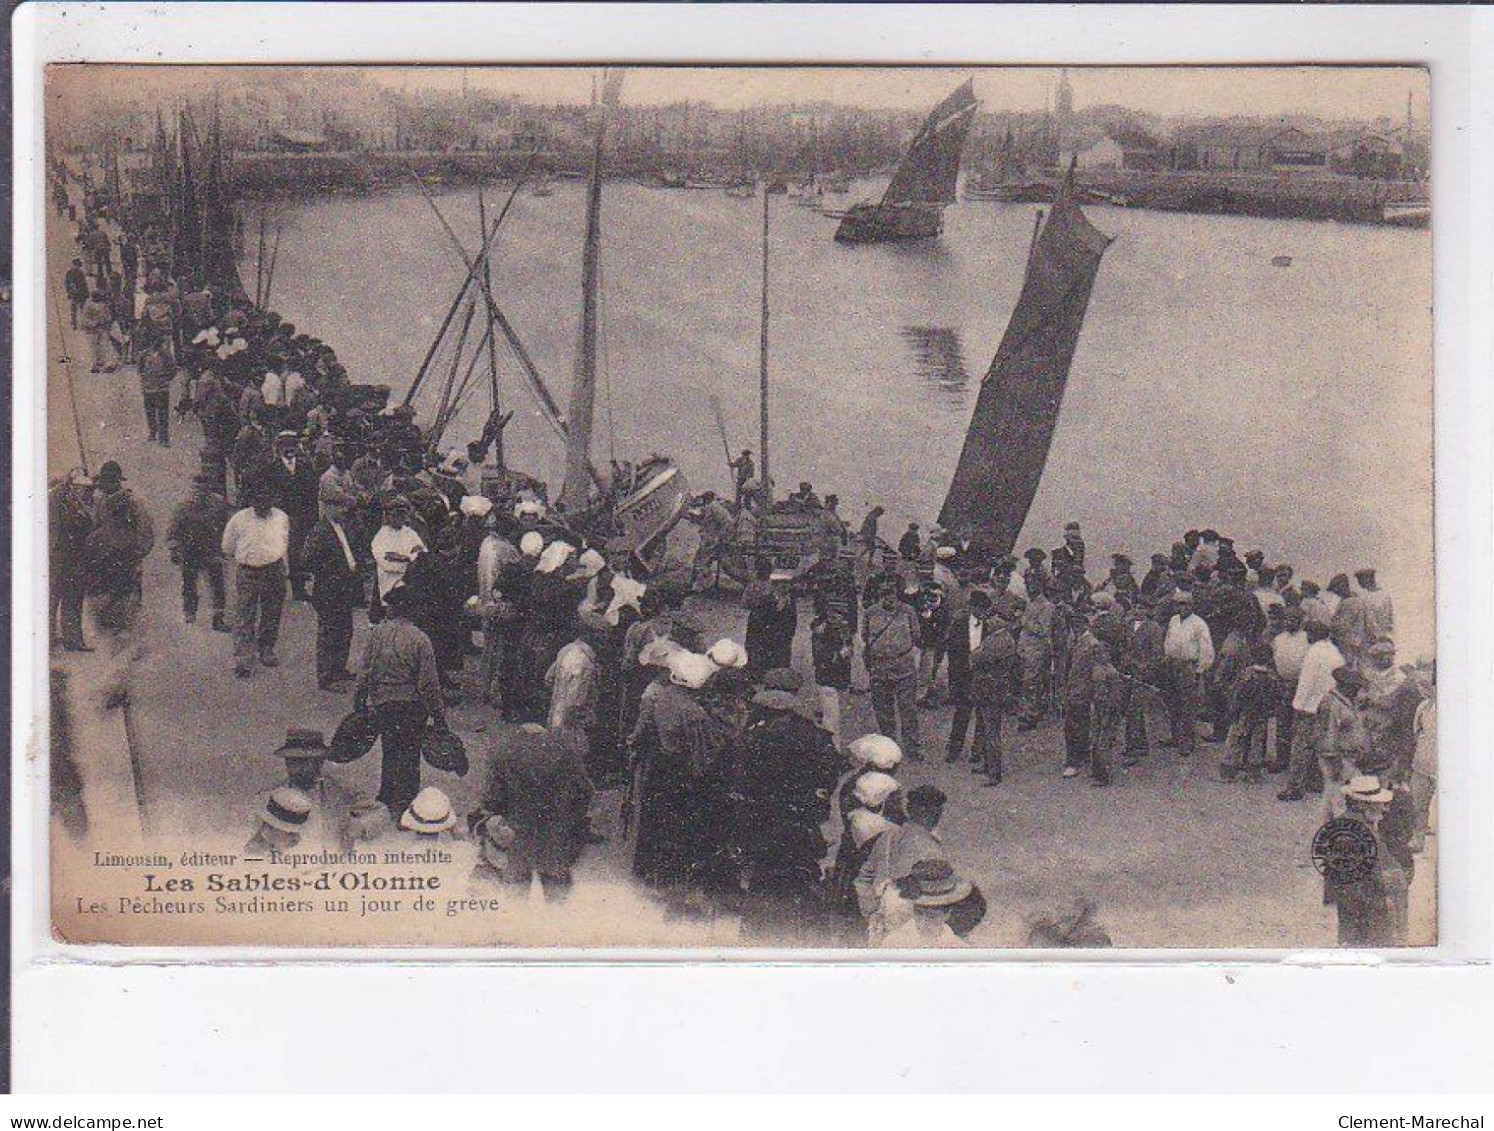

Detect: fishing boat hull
612,460,692,557
1383,200,1430,228
833,201,944,244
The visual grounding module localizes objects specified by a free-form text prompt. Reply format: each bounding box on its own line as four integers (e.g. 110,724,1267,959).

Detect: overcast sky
51,64,1428,125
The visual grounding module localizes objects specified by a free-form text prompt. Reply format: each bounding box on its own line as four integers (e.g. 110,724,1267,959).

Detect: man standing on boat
729,449,755,507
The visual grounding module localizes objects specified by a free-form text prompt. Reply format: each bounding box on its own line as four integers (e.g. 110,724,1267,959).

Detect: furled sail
937,188,1111,562
881,78,978,207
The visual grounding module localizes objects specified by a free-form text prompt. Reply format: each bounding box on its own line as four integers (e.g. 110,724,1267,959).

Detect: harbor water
249,181,1434,656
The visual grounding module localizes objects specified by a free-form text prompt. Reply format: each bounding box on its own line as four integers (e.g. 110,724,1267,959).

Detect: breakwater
970,167,1427,226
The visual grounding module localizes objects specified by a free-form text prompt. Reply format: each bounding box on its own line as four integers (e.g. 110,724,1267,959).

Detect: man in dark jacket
64,258,90,328
194,372,241,496
83,462,155,641
49,472,95,651
166,472,230,630
301,486,365,690
480,722,595,900
743,567,797,677
735,669,842,936
264,431,319,600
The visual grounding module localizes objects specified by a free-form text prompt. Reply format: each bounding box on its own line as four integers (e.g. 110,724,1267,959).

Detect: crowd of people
48,157,1434,948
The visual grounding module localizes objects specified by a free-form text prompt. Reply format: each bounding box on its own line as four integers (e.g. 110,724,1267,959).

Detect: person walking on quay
221,478,290,679
109,273,136,365
301,484,365,691
49,470,95,653
1270,606,1311,773
64,257,89,329
1328,572,1369,665
136,335,177,448
80,286,117,373
743,566,797,677
961,593,1017,784
478,722,595,901
1323,774,1401,947
862,575,923,761
166,471,231,632
193,372,241,497
1161,589,1214,756
353,583,451,819
1062,610,1106,778
265,430,319,601
1016,573,1057,730
81,221,112,281
1219,641,1278,784
371,495,427,608
1278,620,1345,803
82,461,155,669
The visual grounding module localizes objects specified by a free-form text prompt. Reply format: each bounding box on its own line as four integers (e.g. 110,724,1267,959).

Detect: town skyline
50,64,1428,128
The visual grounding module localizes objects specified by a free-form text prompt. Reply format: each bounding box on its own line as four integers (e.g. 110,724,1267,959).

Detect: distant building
1329,133,1407,179
1074,135,1124,171
1186,124,1326,172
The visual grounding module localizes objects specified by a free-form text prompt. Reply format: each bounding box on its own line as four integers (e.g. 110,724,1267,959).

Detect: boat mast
560,71,615,512
758,184,772,504
476,185,504,466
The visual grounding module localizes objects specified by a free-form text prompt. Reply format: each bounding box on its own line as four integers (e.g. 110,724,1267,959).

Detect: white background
11,3,1493,1093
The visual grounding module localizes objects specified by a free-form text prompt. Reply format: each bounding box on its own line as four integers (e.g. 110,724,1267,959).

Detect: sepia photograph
40,62,1435,950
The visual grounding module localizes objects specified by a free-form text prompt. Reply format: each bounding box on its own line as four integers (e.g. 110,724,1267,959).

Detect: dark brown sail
881,78,978,206
937,189,1111,562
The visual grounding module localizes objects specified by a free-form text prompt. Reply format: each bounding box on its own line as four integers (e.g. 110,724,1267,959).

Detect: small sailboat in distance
938,174,1112,562
835,78,978,244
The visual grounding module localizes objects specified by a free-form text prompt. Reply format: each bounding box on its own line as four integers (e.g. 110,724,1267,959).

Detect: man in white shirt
1279,621,1345,802
221,480,290,678
371,495,426,602
1162,590,1215,755
1269,607,1311,772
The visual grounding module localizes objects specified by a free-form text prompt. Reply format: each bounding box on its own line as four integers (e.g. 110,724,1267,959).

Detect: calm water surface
251,182,1434,654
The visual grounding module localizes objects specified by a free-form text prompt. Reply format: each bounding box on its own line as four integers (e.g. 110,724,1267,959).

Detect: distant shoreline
227,150,1429,228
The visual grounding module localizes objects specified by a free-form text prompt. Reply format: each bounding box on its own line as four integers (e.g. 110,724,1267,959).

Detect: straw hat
902,859,974,908
275,727,327,761
459,494,493,518
259,787,313,834
1342,775,1394,805
848,734,903,772
399,787,457,834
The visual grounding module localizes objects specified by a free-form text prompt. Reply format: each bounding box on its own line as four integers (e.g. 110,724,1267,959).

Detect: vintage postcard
41,63,1434,949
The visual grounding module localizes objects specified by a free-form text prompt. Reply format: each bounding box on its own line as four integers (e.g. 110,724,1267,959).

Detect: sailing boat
835,78,978,244
937,177,1111,562
416,70,691,561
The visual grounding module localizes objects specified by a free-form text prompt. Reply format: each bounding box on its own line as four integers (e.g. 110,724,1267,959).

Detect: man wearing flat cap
264,430,319,601
301,483,367,690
